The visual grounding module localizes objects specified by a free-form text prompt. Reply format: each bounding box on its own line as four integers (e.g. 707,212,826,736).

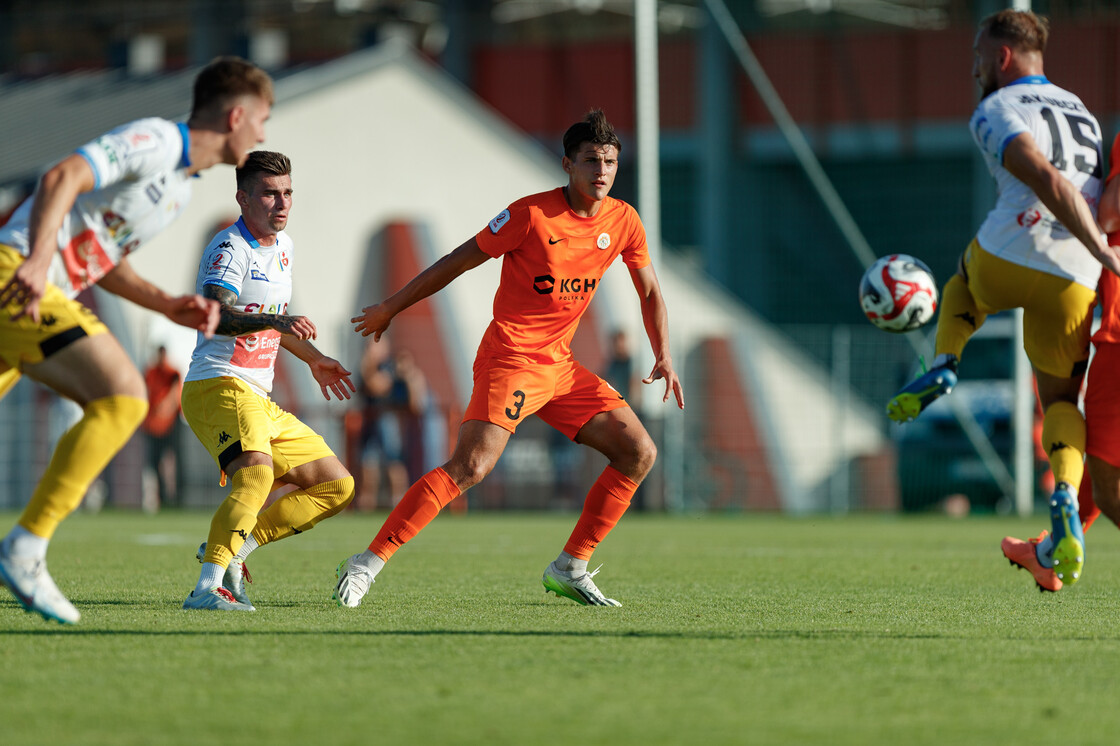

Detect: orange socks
368,467,461,561
563,466,639,560
366,465,638,564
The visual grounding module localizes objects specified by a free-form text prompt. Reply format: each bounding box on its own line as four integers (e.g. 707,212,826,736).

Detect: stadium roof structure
0,69,198,193
0,42,521,208
0,49,418,196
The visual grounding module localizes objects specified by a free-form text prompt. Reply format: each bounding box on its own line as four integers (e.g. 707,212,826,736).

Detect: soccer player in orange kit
1003,129,1120,591
334,109,685,607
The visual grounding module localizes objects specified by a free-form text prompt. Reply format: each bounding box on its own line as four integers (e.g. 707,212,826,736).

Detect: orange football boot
1002,531,1062,593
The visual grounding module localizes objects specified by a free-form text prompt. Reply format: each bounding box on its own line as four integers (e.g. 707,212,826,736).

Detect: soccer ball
859,254,939,333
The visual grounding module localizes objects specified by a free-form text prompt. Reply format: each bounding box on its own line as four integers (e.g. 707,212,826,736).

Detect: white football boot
196,542,253,606
0,546,80,624
333,554,375,608
541,562,621,607
182,586,255,611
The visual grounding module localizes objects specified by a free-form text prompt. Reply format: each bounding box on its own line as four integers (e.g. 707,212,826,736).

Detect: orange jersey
474,188,649,364
1095,132,1120,344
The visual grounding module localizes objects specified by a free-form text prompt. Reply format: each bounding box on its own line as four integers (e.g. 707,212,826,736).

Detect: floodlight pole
635,0,684,511
1010,0,1033,516
635,0,661,266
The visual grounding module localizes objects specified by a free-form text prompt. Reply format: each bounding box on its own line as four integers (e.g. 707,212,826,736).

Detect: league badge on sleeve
489,209,511,234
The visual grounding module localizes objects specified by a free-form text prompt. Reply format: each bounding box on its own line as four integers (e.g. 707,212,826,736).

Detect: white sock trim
195,562,225,593
235,534,259,561
3,525,48,561
357,550,386,578
555,551,588,576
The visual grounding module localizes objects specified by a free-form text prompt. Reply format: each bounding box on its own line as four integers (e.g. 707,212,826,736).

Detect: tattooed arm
203,284,317,340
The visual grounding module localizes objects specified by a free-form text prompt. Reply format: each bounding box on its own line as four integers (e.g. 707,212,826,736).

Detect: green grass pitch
3,510,1120,745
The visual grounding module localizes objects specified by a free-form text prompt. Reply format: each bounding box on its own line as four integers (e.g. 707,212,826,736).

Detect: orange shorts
463,355,630,440
1085,342,1120,466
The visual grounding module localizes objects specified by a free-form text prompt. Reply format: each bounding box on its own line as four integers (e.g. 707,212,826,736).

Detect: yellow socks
1042,401,1086,490
934,273,986,359
20,395,147,539
252,476,355,545
203,464,274,567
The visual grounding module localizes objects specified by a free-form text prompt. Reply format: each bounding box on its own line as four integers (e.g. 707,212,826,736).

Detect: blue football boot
1049,482,1085,585
887,357,958,423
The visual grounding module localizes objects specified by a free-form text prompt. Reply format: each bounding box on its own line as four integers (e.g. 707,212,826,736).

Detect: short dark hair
236,151,291,191
190,57,274,121
980,9,1049,54
562,109,622,158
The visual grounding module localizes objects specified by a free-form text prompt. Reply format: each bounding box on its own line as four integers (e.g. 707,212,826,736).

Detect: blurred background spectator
141,345,182,511
356,338,431,509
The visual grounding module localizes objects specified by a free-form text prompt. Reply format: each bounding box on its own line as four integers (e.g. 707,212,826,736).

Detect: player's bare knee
461,462,492,489
613,434,656,481
633,436,657,480
108,362,146,401
445,455,494,490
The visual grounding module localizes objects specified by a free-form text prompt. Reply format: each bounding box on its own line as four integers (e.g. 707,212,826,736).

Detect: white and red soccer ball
859,254,939,333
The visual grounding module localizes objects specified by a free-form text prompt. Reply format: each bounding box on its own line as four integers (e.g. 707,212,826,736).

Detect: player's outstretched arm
352,237,491,340
203,284,317,340
1003,134,1120,275
629,264,685,410
0,155,95,322
98,258,220,338
280,336,356,401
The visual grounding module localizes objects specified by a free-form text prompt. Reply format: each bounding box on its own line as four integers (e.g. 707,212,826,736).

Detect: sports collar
177,122,193,170
1006,75,1049,86
234,217,261,249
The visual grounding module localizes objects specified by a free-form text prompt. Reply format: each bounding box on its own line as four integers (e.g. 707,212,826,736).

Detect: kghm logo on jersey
489,209,511,234
532,274,597,300
533,274,555,294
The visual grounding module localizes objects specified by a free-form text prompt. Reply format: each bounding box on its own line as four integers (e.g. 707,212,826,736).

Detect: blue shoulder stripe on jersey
234,217,261,249
204,279,240,295
1006,75,1049,86
75,149,101,189
997,131,1025,164
177,122,192,169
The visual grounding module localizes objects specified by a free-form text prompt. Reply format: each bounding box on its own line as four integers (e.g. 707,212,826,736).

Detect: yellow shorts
964,239,1096,378
463,355,630,440
181,377,335,477
0,244,108,375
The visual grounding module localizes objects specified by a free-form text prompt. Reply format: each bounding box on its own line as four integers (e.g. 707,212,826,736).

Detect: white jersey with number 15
970,75,1104,291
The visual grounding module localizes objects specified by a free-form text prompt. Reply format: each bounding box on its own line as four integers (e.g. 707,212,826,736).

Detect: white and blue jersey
0,117,193,298
970,75,1104,291
185,217,294,397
